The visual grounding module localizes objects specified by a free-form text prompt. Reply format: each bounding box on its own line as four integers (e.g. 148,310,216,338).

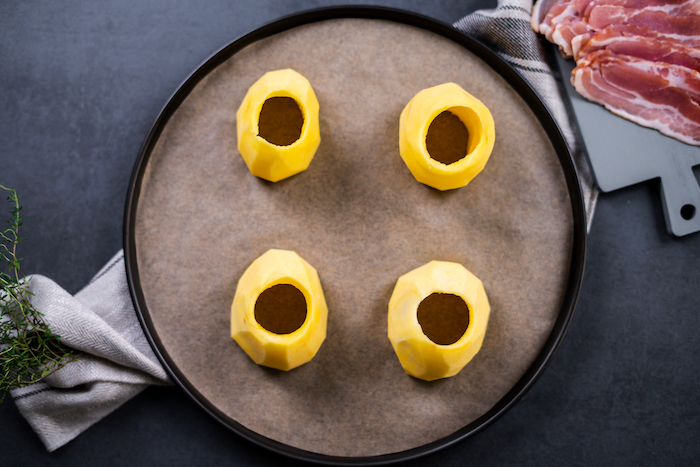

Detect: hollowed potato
231,249,328,370
236,69,320,182
388,261,490,381
399,83,495,191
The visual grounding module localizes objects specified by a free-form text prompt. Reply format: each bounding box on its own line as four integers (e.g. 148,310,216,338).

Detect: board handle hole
680,204,696,220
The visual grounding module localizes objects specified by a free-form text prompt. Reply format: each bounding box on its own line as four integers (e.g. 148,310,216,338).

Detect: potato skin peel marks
388,261,491,381
399,83,495,191
231,249,328,371
236,69,321,182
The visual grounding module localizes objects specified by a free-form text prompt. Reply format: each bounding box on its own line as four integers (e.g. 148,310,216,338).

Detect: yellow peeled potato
231,249,328,371
236,69,320,182
399,83,495,191
388,261,490,381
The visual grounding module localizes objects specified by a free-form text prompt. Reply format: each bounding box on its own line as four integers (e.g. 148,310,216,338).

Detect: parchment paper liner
134,18,573,457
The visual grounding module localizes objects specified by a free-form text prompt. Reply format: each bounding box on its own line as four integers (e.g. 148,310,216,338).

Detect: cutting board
555,53,700,237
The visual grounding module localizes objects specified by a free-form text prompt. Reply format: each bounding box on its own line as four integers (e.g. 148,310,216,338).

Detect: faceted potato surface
399,82,495,191
231,249,328,370
388,261,490,381
236,69,320,182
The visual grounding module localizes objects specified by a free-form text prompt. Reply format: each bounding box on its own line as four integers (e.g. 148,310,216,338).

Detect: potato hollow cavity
236,69,320,182
254,283,307,335
399,83,495,191
231,249,328,371
417,292,470,345
388,261,490,381
425,111,471,165
257,97,304,146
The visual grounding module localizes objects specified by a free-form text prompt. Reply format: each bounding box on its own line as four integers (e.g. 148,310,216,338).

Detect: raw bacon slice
582,0,700,18
533,0,595,57
577,25,700,74
532,0,700,145
534,0,700,58
587,5,700,48
572,52,700,144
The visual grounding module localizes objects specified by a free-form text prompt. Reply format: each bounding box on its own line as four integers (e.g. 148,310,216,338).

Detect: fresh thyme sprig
0,184,76,403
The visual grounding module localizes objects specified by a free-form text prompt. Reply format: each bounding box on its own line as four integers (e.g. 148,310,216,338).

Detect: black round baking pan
124,5,587,465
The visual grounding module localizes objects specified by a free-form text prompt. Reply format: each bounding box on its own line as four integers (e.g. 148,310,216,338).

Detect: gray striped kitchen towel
455,0,598,228
10,251,172,452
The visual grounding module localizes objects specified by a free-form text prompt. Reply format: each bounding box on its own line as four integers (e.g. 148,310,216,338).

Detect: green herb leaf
0,184,77,403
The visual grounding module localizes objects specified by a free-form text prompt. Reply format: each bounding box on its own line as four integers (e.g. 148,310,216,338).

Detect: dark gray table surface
1,1,699,465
